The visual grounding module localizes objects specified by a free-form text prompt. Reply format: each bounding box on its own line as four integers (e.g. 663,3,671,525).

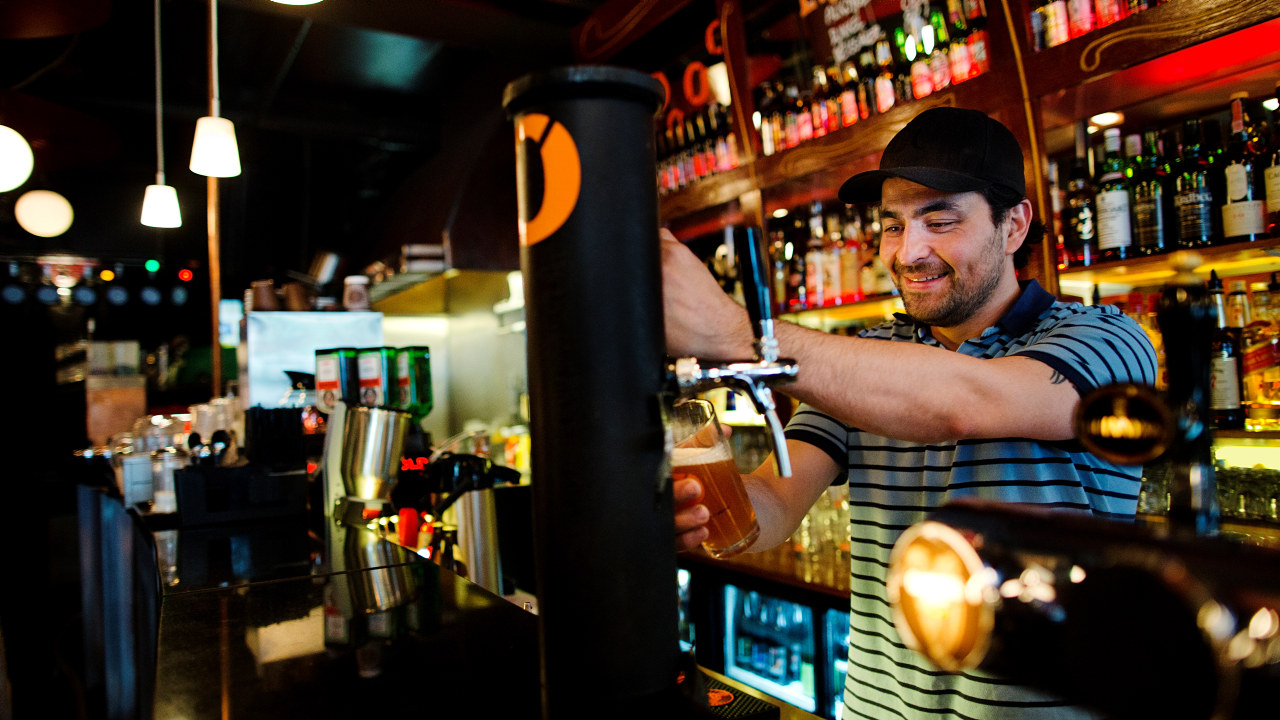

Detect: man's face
878,178,1011,329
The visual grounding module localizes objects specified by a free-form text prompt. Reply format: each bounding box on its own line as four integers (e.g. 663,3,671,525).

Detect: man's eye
928,221,957,230
882,224,903,234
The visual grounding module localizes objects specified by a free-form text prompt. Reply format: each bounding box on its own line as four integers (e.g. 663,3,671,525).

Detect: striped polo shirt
785,280,1158,720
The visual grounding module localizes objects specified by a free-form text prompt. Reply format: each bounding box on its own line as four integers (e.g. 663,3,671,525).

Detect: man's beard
893,230,1004,328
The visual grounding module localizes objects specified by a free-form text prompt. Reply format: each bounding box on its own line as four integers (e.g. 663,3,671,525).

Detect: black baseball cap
838,107,1026,204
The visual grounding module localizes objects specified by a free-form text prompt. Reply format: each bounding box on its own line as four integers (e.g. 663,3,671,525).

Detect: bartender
662,107,1158,719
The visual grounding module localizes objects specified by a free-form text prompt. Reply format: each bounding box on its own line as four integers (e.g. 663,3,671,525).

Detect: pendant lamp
189,0,241,178
0,125,34,193
141,0,182,227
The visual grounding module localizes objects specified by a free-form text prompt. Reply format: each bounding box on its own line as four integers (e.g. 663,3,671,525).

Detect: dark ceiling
0,0,605,293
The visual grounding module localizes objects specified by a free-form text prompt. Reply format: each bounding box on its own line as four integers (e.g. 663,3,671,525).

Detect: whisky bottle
1220,92,1268,243
1095,127,1133,261
1209,270,1245,430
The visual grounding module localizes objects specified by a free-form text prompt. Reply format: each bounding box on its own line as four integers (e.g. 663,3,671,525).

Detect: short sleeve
1015,307,1158,395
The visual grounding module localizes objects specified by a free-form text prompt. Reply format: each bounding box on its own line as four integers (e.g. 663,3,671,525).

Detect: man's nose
892,223,932,266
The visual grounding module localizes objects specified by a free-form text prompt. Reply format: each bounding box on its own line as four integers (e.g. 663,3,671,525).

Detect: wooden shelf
1056,237,1280,291
781,293,902,329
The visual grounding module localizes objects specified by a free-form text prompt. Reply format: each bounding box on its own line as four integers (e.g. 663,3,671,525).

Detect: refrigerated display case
824,609,849,720
723,584,817,713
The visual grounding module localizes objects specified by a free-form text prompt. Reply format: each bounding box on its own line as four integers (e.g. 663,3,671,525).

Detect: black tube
503,66,694,719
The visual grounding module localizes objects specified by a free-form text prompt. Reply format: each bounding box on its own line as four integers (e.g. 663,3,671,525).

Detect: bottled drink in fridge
395,346,433,424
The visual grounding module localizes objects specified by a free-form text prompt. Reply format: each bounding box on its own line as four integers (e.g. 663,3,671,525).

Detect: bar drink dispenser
886,253,1280,719
504,66,795,719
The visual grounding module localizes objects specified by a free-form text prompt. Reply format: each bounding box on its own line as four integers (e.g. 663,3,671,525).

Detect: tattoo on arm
1049,370,1068,385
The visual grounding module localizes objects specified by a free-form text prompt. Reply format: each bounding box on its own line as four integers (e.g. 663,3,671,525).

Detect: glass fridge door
677,567,694,652
722,583,818,713
825,608,850,719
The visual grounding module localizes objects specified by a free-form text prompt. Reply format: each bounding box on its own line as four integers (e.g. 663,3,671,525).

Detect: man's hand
660,228,753,360
673,475,709,552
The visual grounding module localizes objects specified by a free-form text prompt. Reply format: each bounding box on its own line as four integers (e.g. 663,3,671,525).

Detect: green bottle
395,346,433,423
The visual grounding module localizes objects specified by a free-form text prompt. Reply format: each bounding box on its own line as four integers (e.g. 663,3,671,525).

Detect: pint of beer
671,399,760,558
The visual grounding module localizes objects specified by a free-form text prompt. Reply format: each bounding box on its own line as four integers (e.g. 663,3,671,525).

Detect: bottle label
1095,189,1131,250
1222,200,1266,238
1265,165,1280,214
1133,195,1163,251
1175,191,1213,241
357,354,386,406
315,356,340,413
1225,164,1248,201
1211,356,1242,410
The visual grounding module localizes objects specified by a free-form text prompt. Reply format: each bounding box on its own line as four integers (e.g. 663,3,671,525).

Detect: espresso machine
505,66,797,720
886,252,1280,719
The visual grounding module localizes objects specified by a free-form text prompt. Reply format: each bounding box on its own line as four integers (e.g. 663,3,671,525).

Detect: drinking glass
671,398,759,558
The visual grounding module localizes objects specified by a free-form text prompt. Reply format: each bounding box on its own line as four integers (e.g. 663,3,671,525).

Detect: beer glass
671,398,759,558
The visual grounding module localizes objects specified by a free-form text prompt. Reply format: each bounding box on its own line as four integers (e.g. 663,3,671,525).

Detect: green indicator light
145,259,160,273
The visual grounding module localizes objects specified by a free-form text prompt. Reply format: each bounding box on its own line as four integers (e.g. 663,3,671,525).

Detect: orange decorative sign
516,113,582,247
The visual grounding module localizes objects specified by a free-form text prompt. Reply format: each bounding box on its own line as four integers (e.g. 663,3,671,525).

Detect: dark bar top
145,514,823,720
150,518,541,718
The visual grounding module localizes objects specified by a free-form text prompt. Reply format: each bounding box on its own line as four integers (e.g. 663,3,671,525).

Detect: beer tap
666,226,799,476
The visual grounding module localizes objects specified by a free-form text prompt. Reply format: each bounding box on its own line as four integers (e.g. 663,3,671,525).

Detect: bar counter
134,506,823,720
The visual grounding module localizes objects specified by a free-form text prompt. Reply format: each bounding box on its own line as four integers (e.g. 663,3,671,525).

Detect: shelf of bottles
764,198,903,332
657,0,997,219
1029,0,1166,52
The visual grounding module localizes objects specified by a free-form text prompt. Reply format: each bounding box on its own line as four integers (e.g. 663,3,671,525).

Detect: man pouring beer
662,107,1157,719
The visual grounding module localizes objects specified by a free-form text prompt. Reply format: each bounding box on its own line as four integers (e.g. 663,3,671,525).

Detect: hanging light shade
141,183,182,228
270,0,324,4
0,125,34,193
15,190,74,237
190,0,241,178
190,116,241,177
142,0,182,227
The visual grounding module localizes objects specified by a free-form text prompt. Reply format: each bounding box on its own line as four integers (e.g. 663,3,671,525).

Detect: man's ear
1003,199,1033,257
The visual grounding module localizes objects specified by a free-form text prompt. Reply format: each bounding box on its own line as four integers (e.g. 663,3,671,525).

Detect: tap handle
735,226,775,355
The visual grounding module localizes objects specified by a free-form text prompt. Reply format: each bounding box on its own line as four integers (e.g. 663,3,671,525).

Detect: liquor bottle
757,81,778,157
1221,92,1268,243
1062,155,1098,267
356,346,398,408
1266,81,1280,235
1066,0,1094,39
823,66,843,135
898,17,934,100
1095,127,1132,261
1174,118,1216,248
784,83,804,149
786,213,808,310
793,82,814,145
963,0,990,76
874,39,898,114
395,346,433,424
927,8,954,92
838,62,860,127
1093,0,1127,28
809,67,829,140
1208,270,1245,430
1130,129,1167,255
946,0,977,79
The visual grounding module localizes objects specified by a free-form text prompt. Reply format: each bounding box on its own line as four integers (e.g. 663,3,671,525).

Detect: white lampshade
14,189,74,237
0,125,35,193
190,115,242,177
141,183,183,228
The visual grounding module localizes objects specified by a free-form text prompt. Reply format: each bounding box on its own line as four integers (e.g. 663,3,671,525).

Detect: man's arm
661,229,1081,444
675,439,839,553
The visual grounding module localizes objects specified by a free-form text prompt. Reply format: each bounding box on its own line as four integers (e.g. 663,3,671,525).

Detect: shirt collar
892,279,1056,344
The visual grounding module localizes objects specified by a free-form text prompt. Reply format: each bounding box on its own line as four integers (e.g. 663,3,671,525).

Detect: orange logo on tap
515,113,581,247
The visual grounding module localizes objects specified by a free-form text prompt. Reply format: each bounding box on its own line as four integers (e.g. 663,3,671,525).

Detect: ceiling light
15,190,74,237
190,0,242,178
142,184,182,228
0,125,34,192
143,0,182,227
1088,111,1125,130
271,0,324,4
